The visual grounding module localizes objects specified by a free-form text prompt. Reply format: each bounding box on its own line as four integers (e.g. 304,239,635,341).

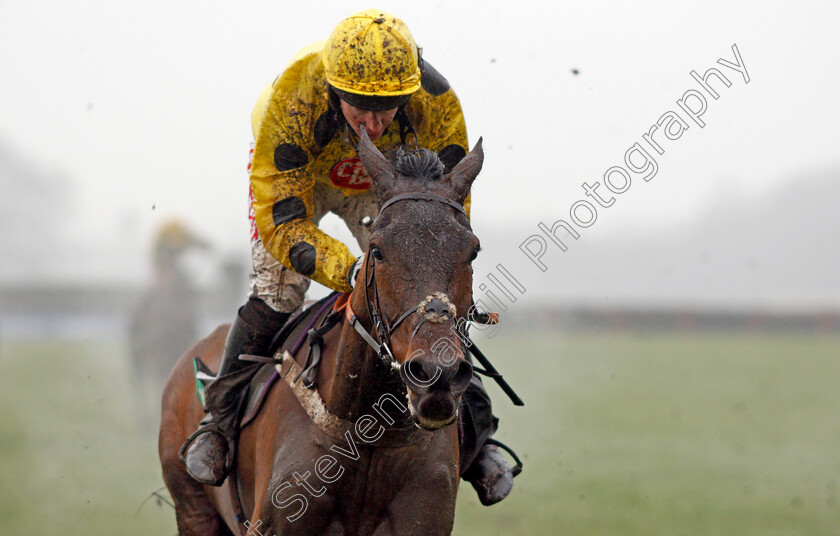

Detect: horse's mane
391,148,445,182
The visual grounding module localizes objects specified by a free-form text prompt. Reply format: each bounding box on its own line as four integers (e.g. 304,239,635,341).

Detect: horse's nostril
426,298,448,316
407,359,428,381
452,360,473,390
401,358,441,391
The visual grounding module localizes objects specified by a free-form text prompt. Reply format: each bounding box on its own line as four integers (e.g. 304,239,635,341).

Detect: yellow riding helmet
323,9,422,99
157,219,191,247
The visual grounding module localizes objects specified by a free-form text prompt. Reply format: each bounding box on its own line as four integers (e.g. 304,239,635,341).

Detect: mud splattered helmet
323,9,421,111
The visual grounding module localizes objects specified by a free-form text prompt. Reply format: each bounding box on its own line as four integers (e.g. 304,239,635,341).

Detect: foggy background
2,1,839,535
2,0,838,313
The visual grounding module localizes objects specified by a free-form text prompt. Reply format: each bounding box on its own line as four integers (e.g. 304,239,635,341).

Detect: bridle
345,192,468,370
340,192,524,406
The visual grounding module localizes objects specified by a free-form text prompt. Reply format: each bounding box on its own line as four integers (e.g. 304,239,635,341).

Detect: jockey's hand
347,257,363,289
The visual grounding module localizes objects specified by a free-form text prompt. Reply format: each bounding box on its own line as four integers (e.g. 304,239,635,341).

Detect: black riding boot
179,297,289,486
460,375,517,506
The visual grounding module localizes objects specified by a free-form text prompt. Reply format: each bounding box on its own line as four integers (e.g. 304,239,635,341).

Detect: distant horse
159,129,484,535
128,227,202,432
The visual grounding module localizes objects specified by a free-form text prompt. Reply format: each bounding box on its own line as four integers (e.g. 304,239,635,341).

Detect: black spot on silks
437,144,467,172
420,60,451,96
274,143,309,172
289,241,316,276
272,196,307,226
314,109,341,147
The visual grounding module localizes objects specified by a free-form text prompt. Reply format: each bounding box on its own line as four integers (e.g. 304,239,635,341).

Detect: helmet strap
395,108,417,148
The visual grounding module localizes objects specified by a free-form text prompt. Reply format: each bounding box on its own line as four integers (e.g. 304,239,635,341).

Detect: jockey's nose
361,115,380,135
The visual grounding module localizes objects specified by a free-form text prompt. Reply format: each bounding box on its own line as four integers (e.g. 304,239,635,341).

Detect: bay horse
159,128,484,535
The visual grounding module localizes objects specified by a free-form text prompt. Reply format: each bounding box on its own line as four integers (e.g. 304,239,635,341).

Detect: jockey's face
339,99,399,141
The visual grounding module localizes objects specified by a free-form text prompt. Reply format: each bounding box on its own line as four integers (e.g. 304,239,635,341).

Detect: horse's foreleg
374,432,460,536
377,467,459,535
159,326,231,536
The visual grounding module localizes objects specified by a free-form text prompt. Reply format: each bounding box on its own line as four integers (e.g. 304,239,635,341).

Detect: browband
377,193,466,218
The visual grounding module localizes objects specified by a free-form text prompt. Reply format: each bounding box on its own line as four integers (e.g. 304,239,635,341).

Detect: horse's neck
320,298,410,425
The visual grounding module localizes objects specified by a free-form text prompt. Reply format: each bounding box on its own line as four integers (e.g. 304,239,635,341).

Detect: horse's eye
468,246,480,263
371,246,385,263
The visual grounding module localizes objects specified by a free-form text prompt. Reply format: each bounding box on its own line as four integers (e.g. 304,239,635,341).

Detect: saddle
190,292,343,430
240,291,344,429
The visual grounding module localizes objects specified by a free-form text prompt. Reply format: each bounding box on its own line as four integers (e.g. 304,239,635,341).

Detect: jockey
180,9,515,505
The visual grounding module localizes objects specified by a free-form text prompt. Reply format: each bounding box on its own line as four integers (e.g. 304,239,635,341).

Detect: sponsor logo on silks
330,157,372,190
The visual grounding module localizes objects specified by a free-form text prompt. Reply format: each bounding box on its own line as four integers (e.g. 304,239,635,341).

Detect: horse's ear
445,138,484,203
356,125,395,202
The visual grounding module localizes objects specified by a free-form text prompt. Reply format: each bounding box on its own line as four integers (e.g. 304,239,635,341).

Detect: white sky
1,0,839,284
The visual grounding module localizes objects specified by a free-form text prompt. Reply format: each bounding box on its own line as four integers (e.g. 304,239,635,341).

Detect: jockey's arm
250,98,357,294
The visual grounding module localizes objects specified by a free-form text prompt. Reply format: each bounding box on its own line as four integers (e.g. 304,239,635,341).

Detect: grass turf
1,330,838,535
453,330,840,535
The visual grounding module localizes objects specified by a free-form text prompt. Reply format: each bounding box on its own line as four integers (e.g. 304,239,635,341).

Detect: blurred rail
2,284,838,338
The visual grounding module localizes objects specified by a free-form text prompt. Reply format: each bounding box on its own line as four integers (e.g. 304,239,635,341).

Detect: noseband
346,193,467,370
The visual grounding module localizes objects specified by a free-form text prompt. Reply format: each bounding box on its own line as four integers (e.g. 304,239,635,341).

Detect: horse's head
353,126,483,430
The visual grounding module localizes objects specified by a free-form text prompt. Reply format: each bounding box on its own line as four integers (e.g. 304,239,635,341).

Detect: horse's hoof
465,444,514,506
184,431,229,486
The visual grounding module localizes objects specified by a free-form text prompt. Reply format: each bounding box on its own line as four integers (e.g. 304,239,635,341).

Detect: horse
159,128,485,536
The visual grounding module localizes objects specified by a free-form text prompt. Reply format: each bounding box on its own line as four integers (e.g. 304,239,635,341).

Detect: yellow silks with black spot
250,43,469,293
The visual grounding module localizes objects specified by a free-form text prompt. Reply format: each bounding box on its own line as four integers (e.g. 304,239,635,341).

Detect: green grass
1,330,839,535
453,330,840,535
0,339,174,535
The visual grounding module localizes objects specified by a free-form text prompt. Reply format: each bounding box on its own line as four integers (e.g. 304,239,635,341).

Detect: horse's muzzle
408,396,459,430
398,341,472,430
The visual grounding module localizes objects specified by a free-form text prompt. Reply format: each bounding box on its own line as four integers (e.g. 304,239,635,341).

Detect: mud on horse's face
356,126,484,430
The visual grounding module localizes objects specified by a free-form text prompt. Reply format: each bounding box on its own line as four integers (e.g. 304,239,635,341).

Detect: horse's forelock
392,148,445,182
